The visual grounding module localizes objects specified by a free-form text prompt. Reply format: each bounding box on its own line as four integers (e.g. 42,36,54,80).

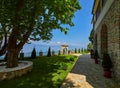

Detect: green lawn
0,55,78,88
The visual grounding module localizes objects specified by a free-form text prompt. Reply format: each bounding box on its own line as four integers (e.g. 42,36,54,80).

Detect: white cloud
56,42,60,44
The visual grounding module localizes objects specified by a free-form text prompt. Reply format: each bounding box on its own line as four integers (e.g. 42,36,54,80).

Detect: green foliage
74,48,77,53
89,29,94,44
0,0,81,67
78,48,81,53
102,53,113,70
0,0,81,42
69,57,74,62
87,43,93,51
81,48,84,53
94,50,99,60
60,62,68,70
47,47,51,57
31,48,36,58
83,48,88,53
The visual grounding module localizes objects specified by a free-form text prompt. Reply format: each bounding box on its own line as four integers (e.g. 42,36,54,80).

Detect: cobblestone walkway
61,54,120,88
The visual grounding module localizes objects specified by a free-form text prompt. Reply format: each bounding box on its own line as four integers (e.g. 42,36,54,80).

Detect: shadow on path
70,54,119,88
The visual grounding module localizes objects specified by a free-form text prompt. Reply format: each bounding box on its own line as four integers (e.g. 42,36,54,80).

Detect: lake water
0,51,58,60
0,43,81,60
0,43,60,60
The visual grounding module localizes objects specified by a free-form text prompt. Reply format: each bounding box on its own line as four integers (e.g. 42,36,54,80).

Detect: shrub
47,47,51,57
74,48,77,53
31,48,36,58
69,57,74,62
102,53,113,70
94,50,99,59
60,63,68,70
78,49,81,53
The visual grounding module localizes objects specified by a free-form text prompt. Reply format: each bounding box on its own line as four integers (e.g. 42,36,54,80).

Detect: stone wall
60,73,93,88
94,0,120,82
0,61,33,81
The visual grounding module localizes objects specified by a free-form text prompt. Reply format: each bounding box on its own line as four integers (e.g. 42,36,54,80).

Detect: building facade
92,0,120,82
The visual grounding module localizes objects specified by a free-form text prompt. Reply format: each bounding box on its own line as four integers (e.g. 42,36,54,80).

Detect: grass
0,55,78,88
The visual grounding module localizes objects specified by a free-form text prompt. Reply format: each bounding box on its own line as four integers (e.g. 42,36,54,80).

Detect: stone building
92,0,120,82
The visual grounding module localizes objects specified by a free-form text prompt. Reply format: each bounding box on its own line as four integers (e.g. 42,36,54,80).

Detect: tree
81,48,84,53
87,42,93,51
31,48,36,58
83,48,88,53
0,0,81,68
47,47,51,57
89,29,94,44
78,48,81,53
74,48,77,53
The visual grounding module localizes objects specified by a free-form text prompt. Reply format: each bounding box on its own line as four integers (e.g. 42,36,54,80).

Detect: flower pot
104,70,112,78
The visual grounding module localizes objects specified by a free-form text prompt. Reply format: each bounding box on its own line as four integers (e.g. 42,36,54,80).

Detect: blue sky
23,0,94,52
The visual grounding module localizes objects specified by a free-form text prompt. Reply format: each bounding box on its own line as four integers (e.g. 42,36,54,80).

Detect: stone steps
60,73,93,88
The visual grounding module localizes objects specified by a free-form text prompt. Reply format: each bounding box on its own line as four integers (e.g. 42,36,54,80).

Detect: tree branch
17,2,39,49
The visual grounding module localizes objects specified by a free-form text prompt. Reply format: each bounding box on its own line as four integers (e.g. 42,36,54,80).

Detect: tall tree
31,47,36,58
74,48,77,53
87,42,93,51
78,48,81,53
0,0,81,68
47,47,51,57
81,48,84,53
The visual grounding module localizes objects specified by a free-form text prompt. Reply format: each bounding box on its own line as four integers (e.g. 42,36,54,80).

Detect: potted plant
94,50,99,64
102,53,113,78
90,49,94,59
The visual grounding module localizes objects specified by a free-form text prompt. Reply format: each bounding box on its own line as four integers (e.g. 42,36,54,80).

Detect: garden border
0,61,33,81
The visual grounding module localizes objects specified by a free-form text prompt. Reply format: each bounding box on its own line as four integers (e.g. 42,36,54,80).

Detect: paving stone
61,54,120,88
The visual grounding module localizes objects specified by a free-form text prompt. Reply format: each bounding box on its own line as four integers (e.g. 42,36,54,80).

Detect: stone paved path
61,54,120,88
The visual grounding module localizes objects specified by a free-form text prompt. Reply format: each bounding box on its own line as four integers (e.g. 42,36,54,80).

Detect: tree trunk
6,0,31,68
6,29,20,68
7,49,19,68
